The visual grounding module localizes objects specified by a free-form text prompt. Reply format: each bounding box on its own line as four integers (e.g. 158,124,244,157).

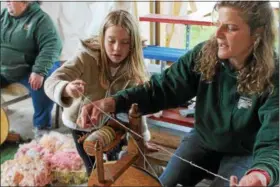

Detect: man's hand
29,72,44,90
63,79,86,98
76,97,116,129
230,171,268,187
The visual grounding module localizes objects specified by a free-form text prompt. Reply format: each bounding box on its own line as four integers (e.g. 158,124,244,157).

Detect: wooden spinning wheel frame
1,108,21,145
79,104,161,187
1,108,9,145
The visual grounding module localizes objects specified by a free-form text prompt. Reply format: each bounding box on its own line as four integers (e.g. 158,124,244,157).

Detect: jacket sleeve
250,72,279,186
1,8,5,16
32,14,62,76
44,55,84,107
113,43,203,115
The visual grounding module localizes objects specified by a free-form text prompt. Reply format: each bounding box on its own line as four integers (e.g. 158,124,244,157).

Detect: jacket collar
220,60,238,78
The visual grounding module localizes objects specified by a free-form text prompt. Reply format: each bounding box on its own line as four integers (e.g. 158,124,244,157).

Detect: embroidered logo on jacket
237,96,252,109
23,24,31,30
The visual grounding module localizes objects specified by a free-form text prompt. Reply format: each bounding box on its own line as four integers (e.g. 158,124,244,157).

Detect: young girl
44,10,152,176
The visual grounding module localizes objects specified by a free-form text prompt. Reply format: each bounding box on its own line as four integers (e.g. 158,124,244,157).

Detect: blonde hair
98,10,149,89
195,1,277,95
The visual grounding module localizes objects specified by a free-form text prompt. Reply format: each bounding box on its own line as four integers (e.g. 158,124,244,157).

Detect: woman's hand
29,72,44,90
230,171,268,187
77,97,116,128
63,79,85,98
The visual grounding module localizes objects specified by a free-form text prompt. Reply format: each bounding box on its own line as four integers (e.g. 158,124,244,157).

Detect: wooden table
146,108,195,166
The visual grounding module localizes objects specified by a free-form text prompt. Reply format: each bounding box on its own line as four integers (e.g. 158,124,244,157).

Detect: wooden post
155,1,161,47
165,1,182,47
95,140,105,183
128,104,145,167
189,1,197,13
149,1,155,46
133,1,138,20
155,1,161,65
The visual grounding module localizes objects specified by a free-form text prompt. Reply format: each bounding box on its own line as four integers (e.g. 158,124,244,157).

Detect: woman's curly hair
195,1,277,95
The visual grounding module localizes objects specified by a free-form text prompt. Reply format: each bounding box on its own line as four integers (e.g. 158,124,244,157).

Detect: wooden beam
146,147,175,166
188,1,197,13
165,1,182,47
140,13,213,26
149,1,155,45
150,130,181,149
155,1,161,46
1,94,30,108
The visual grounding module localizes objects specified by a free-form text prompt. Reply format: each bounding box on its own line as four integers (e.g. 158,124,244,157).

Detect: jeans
0,62,61,128
159,130,253,187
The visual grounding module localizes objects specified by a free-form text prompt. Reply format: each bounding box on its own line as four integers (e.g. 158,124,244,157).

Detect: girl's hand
77,97,116,128
63,79,86,98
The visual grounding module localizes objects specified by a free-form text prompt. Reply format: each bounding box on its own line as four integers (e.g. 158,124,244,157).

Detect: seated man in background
1,1,62,137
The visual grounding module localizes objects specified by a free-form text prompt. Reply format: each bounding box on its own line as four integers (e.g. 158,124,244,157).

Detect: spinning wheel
1,108,9,145
1,108,21,145
79,104,161,187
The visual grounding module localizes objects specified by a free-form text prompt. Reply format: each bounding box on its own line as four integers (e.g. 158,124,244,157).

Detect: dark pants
0,62,61,128
72,129,128,176
159,130,252,187
72,130,95,176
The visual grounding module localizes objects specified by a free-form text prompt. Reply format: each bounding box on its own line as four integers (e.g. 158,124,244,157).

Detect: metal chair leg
54,104,60,129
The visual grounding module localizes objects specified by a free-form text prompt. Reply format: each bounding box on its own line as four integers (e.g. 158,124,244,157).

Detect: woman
44,10,153,176
1,1,62,136
79,1,279,186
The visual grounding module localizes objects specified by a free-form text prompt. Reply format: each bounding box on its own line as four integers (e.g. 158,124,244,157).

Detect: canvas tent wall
0,1,149,61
